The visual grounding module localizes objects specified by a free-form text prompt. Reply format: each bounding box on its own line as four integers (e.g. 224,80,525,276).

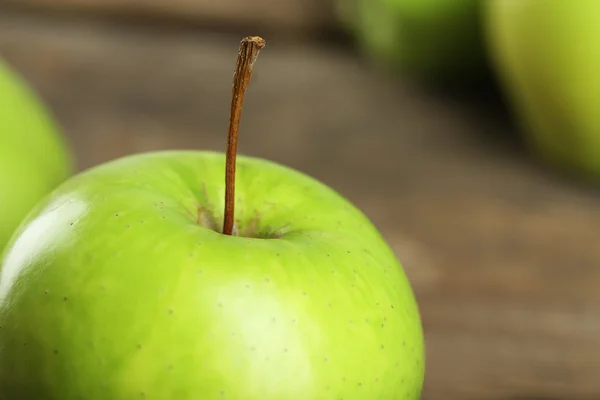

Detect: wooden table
2,9,600,400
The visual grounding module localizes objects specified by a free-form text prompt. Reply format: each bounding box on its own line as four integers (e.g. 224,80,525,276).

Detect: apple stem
223,36,266,236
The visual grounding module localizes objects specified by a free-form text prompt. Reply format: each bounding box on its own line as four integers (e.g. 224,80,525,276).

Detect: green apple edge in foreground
0,60,73,251
0,38,425,400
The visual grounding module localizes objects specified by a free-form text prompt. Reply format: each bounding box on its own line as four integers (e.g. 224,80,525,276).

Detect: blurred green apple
0,38,425,399
486,0,600,180
336,0,487,79
0,60,72,252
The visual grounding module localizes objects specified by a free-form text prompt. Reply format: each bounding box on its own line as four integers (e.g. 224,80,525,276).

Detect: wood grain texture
1,10,600,400
0,0,337,33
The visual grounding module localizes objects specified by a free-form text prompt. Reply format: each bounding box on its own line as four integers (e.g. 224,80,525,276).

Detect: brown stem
223,36,266,236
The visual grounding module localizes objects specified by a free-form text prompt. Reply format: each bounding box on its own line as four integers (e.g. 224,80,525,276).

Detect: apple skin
337,0,487,79
0,60,72,252
485,0,600,179
0,151,425,399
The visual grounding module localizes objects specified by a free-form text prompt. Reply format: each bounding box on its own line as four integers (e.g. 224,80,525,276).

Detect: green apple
0,59,73,252
0,37,425,399
336,0,487,78
485,0,600,179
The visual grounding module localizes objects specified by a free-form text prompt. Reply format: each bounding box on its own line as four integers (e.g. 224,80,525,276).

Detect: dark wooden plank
2,10,600,400
0,0,337,34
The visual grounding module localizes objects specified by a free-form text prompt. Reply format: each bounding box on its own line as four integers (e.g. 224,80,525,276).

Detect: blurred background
2,0,600,399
